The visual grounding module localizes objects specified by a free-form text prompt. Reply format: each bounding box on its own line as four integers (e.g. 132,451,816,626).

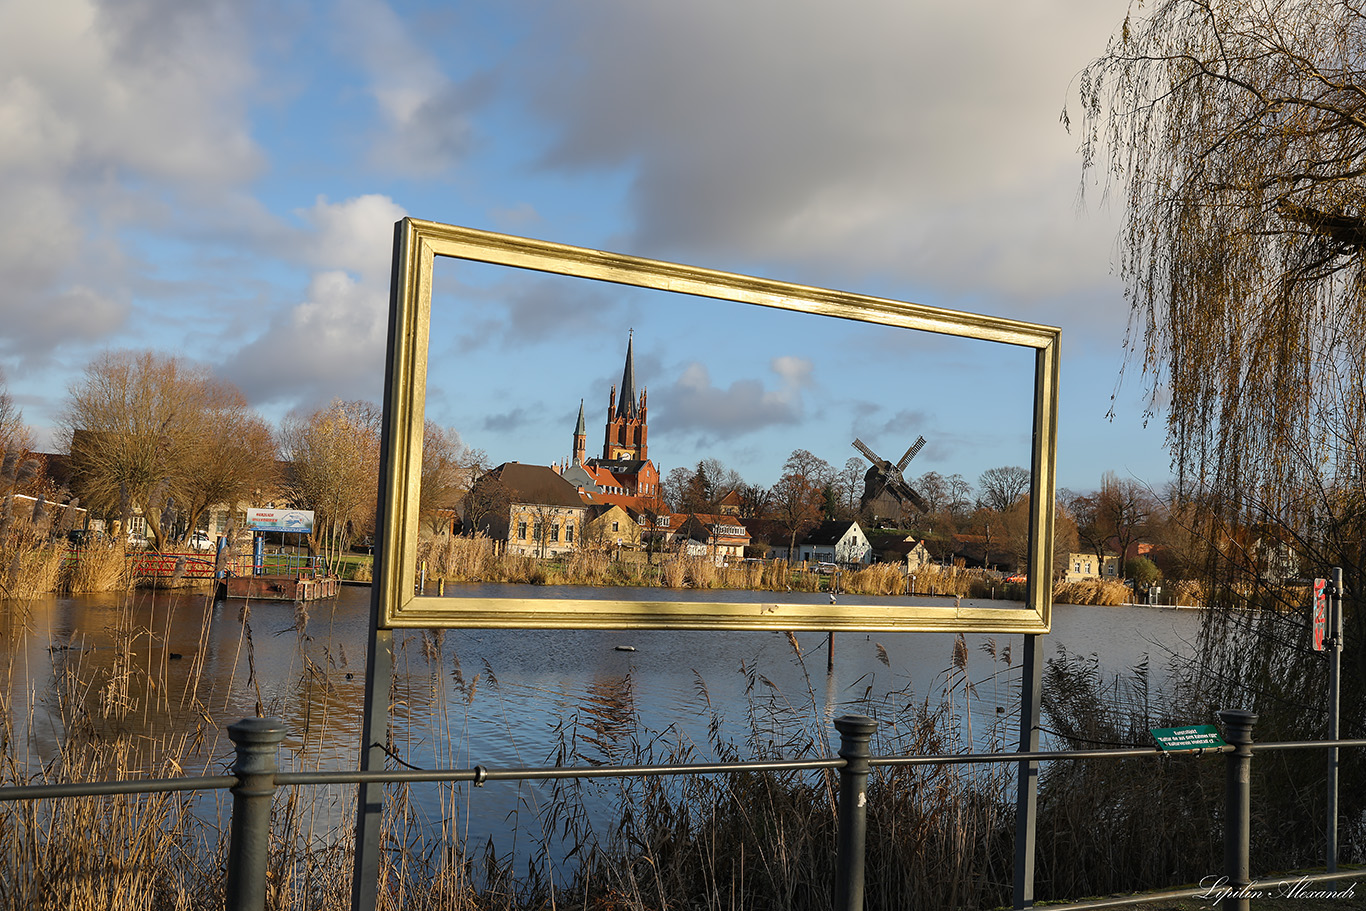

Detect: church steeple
616,330,639,420
602,332,648,461
572,400,586,465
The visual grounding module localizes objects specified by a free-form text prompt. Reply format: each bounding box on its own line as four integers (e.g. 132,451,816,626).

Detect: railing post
834,714,878,911
226,717,286,911
1217,709,1257,911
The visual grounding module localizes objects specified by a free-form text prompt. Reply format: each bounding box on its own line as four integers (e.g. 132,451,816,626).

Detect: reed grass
64,539,129,593
2,538,64,600
1,552,1318,910
0,578,1033,910
842,562,906,595
1052,578,1133,606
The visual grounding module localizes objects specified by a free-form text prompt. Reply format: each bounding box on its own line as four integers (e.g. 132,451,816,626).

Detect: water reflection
0,584,1204,862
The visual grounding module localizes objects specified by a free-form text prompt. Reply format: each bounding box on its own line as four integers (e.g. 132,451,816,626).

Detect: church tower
571,400,587,465
602,332,648,461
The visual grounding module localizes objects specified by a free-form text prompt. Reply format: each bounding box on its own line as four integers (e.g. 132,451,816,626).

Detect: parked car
188,531,215,552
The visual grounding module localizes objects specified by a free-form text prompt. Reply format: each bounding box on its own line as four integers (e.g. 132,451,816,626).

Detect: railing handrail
4,735,1363,801
4,722,1363,911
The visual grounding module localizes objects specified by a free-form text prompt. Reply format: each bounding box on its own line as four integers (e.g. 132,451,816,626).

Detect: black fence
1,711,1362,911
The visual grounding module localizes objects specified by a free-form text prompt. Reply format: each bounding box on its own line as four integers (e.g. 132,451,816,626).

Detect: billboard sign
247,508,315,533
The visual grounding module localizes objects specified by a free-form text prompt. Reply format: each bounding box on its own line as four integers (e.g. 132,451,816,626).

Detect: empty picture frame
374,218,1057,632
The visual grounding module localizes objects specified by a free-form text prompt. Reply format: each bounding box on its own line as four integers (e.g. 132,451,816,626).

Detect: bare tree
697,457,744,504
280,400,380,573
735,482,772,519
179,410,278,541
977,466,1030,512
462,470,510,538
419,422,485,534
662,465,694,512
945,473,974,519
0,368,31,453
915,470,948,514
770,449,833,561
62,351,271,550
836,456,866,515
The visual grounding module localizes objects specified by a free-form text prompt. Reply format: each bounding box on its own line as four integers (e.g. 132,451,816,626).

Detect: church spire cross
616,331,639,420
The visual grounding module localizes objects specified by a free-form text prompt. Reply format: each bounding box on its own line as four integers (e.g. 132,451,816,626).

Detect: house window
566,523,574,543
551,524,559,542
517,522,527,540
612,520,619,532
1074,562,1081,573
533,522,542,541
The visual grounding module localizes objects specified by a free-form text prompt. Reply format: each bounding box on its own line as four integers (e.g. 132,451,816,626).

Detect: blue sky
0,0,1171,495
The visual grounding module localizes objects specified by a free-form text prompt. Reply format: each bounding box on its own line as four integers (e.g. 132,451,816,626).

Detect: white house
772,520,872,566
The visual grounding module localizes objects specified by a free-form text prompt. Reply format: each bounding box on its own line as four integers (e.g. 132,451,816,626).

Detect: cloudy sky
0,0,1170,494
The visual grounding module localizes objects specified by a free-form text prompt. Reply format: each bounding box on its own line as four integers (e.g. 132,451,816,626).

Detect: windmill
853,435,928,519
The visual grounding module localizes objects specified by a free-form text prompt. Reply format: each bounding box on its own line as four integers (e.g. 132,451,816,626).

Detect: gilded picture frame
374,217,1058,633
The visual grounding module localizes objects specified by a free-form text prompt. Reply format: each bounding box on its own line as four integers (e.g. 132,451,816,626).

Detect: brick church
562,333,662,505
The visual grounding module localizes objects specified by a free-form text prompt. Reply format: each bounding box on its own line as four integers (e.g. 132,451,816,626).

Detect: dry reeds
421,533,496,582
1171,579,1204,606
64,540,128,593
531,636,1020,911
660,555,688,589
1052,579,1132,606
2,538,63,600
842,563,906,595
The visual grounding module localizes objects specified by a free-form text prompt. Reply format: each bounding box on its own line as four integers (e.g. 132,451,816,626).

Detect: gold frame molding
375,218,1058,633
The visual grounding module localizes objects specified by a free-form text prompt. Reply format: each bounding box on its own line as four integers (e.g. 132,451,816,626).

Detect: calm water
0,584,1206,857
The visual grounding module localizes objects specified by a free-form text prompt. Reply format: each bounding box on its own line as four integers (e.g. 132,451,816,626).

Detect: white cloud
220,269,388,408
220,194,409,408
334,0,486,176
0,0,263,369
296,194,408,277
516,0,1127,307
654,357,814,440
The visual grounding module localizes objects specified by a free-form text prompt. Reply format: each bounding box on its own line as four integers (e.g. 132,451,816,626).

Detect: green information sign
1149,725,1226,752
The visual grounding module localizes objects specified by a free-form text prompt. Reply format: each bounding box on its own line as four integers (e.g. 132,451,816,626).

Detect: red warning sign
1313,578,1328,652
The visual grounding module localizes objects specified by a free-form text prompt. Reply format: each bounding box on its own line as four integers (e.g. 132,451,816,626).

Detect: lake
0,583,1207,860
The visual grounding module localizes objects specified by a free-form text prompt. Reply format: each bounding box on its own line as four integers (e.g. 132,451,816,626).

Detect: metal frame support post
226,717,286,911
353,220,404,911
1218,709,1257,911
834,714,877,911
1013,633,1043,910
351,627,393,911
1327,566,1343,873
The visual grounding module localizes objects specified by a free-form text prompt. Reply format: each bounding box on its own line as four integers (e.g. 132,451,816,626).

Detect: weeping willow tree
1071,0,1366,871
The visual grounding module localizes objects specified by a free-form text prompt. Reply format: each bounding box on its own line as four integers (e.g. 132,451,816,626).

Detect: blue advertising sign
246,508,314,533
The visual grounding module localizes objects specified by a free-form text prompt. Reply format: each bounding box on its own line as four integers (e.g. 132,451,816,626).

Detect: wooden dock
223,573,340,602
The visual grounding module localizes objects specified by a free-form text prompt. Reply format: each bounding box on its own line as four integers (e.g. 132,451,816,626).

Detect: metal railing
1,713,1362,911
58,548,327,580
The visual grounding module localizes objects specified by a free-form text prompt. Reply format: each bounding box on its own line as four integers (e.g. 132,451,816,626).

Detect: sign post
1326,567,1344,872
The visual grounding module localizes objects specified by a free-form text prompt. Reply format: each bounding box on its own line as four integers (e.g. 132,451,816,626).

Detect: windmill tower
853,435,928,523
